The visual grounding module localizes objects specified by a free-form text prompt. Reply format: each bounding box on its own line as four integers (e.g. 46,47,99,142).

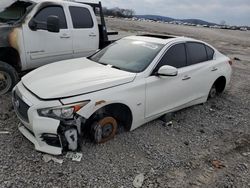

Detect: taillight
228,60,233,66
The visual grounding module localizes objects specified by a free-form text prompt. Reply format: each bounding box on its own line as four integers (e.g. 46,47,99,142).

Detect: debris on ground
242,152,250,157
237,163,248,171
209,108,216,113
66,152,83,162
233,57,241,61
199,129,205,134
42,154,63,164
211,160,226,169
235,138,250,150
165,121,173,127
0,113,9,121
0,131,10,134
133,173,144,188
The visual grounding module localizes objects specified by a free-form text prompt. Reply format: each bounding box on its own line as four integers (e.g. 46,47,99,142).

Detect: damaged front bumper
12,83,82,155
18,123,63,155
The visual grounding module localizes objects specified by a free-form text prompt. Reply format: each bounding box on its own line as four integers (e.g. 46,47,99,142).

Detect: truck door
23,4,73,69
68,5,99,58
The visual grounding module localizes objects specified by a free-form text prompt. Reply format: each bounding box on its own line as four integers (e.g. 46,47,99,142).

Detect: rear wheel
208,77,227,99
91,116,118,144
0,61,19,95
208,84,217,98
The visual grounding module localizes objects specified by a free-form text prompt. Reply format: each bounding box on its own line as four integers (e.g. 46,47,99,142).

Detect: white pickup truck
0,0,116,94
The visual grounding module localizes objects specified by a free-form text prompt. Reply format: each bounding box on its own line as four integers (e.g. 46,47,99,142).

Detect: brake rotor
93,117,118,144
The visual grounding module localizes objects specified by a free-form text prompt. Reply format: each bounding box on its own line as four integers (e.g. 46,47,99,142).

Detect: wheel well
214,76,226,93
88,103,133,131
0,47,21,71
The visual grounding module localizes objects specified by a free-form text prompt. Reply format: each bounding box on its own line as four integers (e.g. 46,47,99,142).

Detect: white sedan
13,35,232,155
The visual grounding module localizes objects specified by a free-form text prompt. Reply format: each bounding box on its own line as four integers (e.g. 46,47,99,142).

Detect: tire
0,61,19,95
208,84,217,99
91,116,118,144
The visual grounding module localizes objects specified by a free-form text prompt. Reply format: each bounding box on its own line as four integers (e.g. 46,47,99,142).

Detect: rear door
68,5,99,58
23,4,73,69
185,42,215,99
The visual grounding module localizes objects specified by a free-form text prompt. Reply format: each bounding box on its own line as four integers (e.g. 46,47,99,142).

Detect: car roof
124,35,204,45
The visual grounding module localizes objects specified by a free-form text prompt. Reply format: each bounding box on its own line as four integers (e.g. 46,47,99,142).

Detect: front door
145,43,194,118
23,4,73,69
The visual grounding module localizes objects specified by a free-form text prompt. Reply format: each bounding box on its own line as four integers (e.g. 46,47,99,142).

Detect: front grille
13,91,30,123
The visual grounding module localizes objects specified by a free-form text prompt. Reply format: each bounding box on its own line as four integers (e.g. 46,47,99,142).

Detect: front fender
76,99,133,120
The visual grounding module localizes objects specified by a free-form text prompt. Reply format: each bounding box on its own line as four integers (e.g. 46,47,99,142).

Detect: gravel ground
0,19,250,188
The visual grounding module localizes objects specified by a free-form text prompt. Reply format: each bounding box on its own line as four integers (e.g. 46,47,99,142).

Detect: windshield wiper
93,61,122,70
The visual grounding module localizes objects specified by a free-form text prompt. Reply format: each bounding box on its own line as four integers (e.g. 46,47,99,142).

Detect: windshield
0,1,33,23
89,39,164,73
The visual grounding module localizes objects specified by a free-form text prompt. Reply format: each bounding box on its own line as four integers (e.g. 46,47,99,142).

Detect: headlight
38,101,90,120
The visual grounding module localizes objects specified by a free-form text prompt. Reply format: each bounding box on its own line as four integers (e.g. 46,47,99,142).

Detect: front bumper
18,124,62,155
13,83,65,155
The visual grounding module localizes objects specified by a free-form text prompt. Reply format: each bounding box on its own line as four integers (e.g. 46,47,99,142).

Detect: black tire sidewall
0,61,19,94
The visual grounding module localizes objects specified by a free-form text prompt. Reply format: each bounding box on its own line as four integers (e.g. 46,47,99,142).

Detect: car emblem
15,99,20,109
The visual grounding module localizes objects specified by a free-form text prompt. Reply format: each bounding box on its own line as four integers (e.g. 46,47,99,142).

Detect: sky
0,0,249,26
101,0,250,26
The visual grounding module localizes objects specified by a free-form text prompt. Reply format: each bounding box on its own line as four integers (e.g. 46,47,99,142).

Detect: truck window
69,6,93,29
34,6,67,29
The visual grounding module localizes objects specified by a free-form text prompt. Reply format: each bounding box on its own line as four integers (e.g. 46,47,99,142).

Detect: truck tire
0,61,19,95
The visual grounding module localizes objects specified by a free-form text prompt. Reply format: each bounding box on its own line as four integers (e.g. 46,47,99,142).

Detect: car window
206,45,215,60
34,6,67,29
69,6,93,29
186,42,207,65
155,43,187,71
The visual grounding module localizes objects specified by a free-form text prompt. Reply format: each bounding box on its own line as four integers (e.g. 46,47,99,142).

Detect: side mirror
29,19,38,31
47,15,60,33
157,65,178,77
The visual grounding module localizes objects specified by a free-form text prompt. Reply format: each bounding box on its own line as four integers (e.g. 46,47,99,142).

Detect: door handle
182,75,191,81
211,67,218,72
60,34,71,39
89,33,97,37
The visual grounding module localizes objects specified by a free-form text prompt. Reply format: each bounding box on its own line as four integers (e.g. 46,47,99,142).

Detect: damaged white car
12,35,232,155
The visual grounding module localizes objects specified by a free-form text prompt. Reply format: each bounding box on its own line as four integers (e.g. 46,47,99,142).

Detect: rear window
186,42,207,65
69,6,93,29
206,45,215,60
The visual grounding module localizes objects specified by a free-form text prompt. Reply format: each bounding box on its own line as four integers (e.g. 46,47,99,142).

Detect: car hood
22,58,136,99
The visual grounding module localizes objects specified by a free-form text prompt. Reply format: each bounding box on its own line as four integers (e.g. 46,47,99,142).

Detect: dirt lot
0,18,250,188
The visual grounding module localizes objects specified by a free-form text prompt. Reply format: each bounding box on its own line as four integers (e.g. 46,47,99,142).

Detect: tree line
102,7,135,18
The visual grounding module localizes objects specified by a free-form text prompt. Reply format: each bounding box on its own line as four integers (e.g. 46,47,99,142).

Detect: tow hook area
64,129,78,151
58,116,85,152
